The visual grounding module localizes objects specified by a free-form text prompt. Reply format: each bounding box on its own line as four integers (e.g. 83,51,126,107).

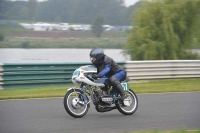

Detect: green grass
129,78,200,94
0,86,68,100
0,37,126,48
0,78,199,100
0,24,127,38
128,130,200,133
0,25,29,36
0,24,128,48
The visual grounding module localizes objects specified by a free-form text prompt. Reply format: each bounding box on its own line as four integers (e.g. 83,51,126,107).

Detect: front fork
82,87,89,104
87,87,98,105
67,87,90,106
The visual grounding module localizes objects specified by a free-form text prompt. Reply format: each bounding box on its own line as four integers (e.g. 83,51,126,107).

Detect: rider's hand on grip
92,73,100,79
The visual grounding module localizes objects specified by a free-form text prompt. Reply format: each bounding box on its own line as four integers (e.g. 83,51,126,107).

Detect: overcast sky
9,0,140,6
124,0,140,6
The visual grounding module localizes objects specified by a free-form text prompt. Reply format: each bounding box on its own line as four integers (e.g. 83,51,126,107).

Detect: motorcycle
63,65,138,118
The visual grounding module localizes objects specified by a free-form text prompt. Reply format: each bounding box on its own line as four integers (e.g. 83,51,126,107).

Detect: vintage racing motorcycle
63,65,138,118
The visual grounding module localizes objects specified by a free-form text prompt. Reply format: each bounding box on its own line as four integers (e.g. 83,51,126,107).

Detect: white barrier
0,60,199,89
125,60,200,80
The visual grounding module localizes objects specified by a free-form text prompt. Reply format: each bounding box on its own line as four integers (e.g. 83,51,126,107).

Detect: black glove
92,73,101,79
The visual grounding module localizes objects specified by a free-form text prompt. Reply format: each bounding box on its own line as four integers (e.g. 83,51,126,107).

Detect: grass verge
0,37,126,48
128,130,200,133
129,78,200,94
0,25,29,36
0,24,128,49
0,78,200,100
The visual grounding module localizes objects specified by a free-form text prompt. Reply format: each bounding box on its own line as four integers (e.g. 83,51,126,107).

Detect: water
1,48,199,63
0,48,131,63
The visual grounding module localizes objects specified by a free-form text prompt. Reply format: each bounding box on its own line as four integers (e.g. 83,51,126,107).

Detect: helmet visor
90,57,96,63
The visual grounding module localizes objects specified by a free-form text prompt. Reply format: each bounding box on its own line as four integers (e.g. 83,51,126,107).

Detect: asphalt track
0,92,200,133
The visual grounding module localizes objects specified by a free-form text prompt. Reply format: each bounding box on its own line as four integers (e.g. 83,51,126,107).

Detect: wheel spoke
65,90,88,117
118,90,138,114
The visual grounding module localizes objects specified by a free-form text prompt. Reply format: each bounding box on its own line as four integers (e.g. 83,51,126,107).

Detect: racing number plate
72,70,80,79
121,82,130,91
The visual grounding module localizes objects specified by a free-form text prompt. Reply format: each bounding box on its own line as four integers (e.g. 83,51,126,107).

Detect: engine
100,95,113,105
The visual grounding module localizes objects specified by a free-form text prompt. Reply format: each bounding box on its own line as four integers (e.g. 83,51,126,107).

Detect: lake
1,48,199,63
0,48,131,63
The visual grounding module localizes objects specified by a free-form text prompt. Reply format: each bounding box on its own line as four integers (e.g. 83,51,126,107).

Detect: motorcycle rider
90,48,128,100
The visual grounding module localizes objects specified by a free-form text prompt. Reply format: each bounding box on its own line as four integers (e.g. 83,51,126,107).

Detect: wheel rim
119,90,137,113
66,91,88,116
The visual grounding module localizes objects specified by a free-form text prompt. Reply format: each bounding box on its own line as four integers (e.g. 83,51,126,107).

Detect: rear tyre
63,89,89,118
116,89,138,115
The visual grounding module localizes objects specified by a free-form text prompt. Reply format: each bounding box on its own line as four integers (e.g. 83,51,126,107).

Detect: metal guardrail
125,60,200,80
0,62,125,89
0,63,90,89
0,60,200,89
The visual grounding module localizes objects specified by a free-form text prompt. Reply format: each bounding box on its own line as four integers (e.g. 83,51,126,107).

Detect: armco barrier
125,60,200,80
0,62,125,89
0,60,200,89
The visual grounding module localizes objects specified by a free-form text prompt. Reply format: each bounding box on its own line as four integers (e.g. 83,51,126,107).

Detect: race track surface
0,92,200,133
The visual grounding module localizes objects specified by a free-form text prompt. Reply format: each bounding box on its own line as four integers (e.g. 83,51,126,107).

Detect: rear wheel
116,89,138,115
63,89,90,118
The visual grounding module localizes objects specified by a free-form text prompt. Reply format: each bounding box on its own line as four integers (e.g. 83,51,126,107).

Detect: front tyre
116,89,138,115
63,89,90,118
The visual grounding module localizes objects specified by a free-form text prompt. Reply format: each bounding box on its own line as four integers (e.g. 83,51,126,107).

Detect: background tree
35,0,137,25
0,0,11,19
120,1,142,25
6,5,28,20
1,0,141,25
0,0,3,19
0,0,2,13
91,15,104,38
28,0,37,21
126,0,200,60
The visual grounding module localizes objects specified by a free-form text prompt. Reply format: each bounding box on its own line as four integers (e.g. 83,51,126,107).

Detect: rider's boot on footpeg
116,84,128,100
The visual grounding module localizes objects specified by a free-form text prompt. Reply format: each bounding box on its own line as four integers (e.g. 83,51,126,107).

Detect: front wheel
116,89,138,115
63,89,90,118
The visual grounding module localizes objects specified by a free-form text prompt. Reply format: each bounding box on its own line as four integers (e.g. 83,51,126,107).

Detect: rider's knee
109,75,119,86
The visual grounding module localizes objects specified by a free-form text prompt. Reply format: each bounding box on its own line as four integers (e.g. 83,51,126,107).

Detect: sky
124,0,140,6
8,0,141,6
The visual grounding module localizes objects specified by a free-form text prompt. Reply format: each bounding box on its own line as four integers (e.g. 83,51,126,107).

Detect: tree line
126,0,200,60
0,0,141,25
1,0,200,60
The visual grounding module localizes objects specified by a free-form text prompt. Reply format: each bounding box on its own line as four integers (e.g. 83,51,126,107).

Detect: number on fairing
72,70,80,79
121,82,129,91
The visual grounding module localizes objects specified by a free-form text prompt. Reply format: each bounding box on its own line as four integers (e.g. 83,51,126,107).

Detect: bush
0,34,5,41
21,41,30,48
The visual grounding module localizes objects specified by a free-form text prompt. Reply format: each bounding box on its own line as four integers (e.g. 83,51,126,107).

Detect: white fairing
72,65,105,87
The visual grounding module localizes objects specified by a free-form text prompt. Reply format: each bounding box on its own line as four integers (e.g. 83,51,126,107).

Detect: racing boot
115,83,128,100
110,76,128,101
